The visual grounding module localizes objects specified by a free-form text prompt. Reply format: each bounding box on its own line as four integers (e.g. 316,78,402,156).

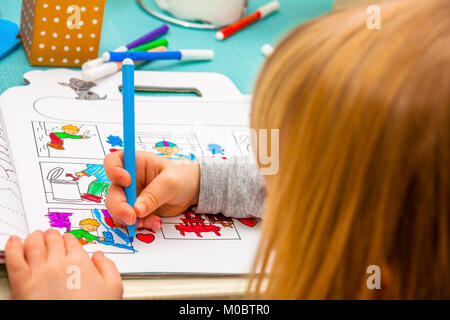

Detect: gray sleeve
194,156,265,219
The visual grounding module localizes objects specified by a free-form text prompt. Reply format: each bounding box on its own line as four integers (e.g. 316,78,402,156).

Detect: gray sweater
194,157,265,218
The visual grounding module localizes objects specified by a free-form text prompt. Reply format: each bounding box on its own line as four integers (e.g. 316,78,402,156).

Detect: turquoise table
0,0,333,95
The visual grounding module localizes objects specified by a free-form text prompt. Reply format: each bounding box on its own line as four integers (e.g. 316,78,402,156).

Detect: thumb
134,171,178,218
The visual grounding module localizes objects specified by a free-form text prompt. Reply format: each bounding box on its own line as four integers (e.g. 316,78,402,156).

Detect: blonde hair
250,0,450,299
80,219,100,227
62,125,80,131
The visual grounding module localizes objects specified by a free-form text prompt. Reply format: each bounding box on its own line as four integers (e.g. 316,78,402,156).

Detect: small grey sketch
58,78,106,100
232,129,252,156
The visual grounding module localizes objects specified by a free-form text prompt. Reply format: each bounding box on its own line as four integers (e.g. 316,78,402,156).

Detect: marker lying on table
103,49,214,62
216,1,280,40
122,58,137,243
129,38,169,52
82,46,167,81
82,24,169,70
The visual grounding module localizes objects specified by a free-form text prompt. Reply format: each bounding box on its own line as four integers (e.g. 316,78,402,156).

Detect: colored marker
126,24,169,50
103,50,214,62
129,38,168,52
216,1,280,40
122,58,137,243
82,46,167,82
82,24,169,70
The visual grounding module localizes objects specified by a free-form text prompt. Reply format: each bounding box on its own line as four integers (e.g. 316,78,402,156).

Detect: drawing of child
153,140,196,161
67,218,105,245
75,164,111,203
47,125,88,150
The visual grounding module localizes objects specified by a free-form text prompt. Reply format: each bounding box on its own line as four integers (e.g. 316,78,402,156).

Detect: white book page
0,70,260,275
0,118,28,251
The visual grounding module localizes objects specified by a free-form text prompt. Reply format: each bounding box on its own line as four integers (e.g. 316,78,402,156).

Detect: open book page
0,69,260,275
0,118,28,251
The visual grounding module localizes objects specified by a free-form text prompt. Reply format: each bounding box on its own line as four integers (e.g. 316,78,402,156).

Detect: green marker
130,38,168,52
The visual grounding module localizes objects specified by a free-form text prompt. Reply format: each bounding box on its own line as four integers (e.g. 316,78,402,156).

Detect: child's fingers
91,251,122,289
23,230,47,268
104,151,130,186
5,236,30,283
63,233,88,258
134,170,178,218
44,229,66,260
137,215,162,230
105,183,136,225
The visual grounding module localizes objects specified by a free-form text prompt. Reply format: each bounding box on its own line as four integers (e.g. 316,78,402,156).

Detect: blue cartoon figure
106,135,123,147
153,141,196,161
207,143,226,160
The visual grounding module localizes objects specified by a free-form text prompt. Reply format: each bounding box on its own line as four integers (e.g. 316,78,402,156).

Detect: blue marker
102,50,214,62
122,58,137,242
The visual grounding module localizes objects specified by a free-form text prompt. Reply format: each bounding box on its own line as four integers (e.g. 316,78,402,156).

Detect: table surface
0,0,333,299
0,0,333,95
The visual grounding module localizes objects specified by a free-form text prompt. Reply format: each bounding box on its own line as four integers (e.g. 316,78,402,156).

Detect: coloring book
0,69,261,275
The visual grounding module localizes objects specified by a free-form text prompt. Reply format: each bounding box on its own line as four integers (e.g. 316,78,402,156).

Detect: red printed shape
237,218,257,227
136,233,155,244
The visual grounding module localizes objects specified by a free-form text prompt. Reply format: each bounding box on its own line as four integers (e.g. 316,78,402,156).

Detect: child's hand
104,150,200,230
5,230,123,300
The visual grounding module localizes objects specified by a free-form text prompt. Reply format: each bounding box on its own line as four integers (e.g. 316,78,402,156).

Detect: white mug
154,0,248,25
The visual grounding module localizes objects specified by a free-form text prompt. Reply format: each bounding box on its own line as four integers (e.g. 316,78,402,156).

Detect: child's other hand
104,151,200,230
5,230,123,300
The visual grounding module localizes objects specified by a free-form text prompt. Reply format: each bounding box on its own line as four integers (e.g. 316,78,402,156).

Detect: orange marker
216,1,280,41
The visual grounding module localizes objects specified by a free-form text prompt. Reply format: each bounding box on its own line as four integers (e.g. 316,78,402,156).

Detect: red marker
216,1,280,41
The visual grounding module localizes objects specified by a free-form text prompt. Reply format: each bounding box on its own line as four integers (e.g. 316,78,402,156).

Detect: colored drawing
32,121,105,159
134,132,203,158
175,212,221,238
136,233,155,244
47,124,89,150
153,140,196,161
205,213,234,227
207,143,227,160
46,208,135,254
67,218,105,245
46,211,73,232
40,162,110,205
237,217,257,228
75,164,110,203
106,135,123,147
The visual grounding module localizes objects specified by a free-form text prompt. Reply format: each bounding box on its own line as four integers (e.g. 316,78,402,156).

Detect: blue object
106,135,124,147
107,51,182,62
208,144,225,155
122,60,137,243
0,19,20,61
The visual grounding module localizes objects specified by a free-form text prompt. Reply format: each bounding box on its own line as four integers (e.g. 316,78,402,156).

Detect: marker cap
259,1,280,17
180,49,214,61
82,62,119,82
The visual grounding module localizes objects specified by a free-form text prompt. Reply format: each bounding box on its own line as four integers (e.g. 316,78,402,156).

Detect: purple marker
82,24,169,71
126,24,169,50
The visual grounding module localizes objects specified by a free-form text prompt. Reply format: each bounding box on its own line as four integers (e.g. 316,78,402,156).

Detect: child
48,124,88,150
5,0,449,299
68,219,106,245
